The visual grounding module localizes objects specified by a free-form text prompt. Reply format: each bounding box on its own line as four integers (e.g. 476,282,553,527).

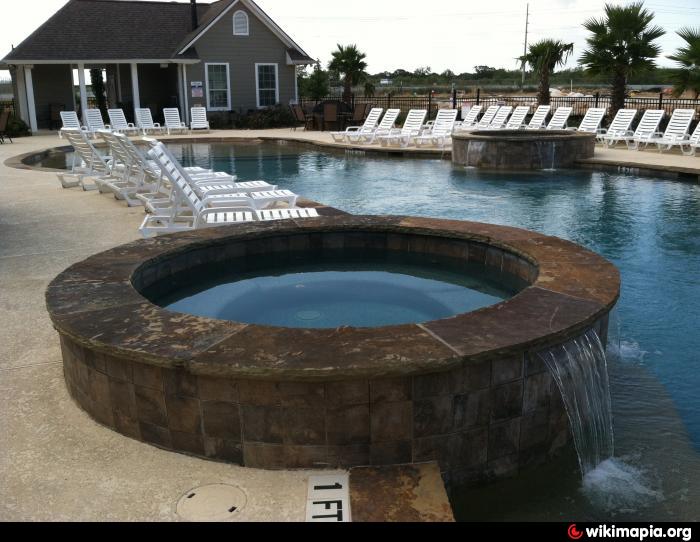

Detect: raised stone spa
46,215,619,485
452,130,596,170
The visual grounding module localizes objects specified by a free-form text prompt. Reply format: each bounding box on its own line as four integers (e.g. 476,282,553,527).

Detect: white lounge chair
454,105,483,131
190,107,210,133
680,122,700,156
84,109,109,136
570,108,607,134
652,109,695,153
475,106,501,129
108,109,140,136
505,106,531,130
414,109,459,149
624,110,665,150
163,108,189,135
58,128,111,189
526,106,551,129
486,106,513,129
599,109,638,147
546,107,573,130
378,109,428,148
59,111,87,138
140,142,317,237
135,108,165,135
351,109,401,144
330,108,383,142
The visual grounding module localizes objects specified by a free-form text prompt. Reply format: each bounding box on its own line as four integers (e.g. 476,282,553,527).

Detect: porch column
23,66,38,133
181,64,189,124
77,63,88,119
15,66,29,126
116,64,123,102
130,63,140,113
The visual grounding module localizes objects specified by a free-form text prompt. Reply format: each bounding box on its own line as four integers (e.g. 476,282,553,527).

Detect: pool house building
1,0,313,132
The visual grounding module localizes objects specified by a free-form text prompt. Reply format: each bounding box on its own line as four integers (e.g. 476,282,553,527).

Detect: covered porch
8,60,197,132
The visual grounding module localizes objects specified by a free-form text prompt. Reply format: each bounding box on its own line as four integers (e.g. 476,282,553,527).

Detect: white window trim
233,10,249,36
205,62,231,111
255,63,279,109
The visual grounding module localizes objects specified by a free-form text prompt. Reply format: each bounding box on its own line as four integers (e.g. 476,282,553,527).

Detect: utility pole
521,3,529,88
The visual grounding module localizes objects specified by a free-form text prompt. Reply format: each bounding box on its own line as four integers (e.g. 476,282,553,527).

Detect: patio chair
475,106,501,129
136,108,165,135
525,106,551,129
0,110,12,144
59,111,87,139
330,107,383,142
96,130,152,206
49,103,65,131
680,122,700,156
454,105,483,131
345,103,369,127
163,108,189,135
546,107,573,130
290,104,309,131
624,110,665,150
349,108,401,144
58,128,112,189
84,109,109,136
190,107,210,133
599,109,638,147
651,109,695,153
378,109,428,148
323,102,340,132
108,109,140,136
569,108,607,134
485,106,513,129
505,106,531,130
414,109,459,149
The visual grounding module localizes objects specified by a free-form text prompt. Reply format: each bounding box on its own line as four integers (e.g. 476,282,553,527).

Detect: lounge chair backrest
378,109,401,130
97,129,132,176
689,122,700,145
490,106,513,127
163,108,183,129
118,133,160,179
547,107,573,130
401,109,428,134
607,109,637,133
506,106,530,129
62,128,110,173
360,108,383,131
148,141,204,216
478,106,501,127
633,110,664,138
191,107,209,129
462,105,483,125
431,109,459,135
107,109,131,131
528,106,551,129
84,109,106,131
136,108,157,129
662,109,694,139
60,111,82,130
577,108,607,133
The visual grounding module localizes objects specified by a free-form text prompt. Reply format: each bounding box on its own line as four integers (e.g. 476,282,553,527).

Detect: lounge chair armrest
153,123,162,128
344,127,362,133
199,205,254,216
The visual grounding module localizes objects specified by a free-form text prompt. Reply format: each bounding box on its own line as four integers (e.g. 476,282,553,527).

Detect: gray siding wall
184,5,297,113
32,64,74,129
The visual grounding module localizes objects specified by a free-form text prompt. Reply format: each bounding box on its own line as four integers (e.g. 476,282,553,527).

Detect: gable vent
233,10,249,36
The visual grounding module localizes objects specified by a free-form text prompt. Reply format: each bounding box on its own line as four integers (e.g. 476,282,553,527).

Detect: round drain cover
176,484,247,522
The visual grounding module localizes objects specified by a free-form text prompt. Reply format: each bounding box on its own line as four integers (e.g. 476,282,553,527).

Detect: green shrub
6,116,30,137
241,105,297,129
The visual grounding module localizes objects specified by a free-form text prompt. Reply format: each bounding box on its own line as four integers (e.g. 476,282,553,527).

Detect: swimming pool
162,140,700,521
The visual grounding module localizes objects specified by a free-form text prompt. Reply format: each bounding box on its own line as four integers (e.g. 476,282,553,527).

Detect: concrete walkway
1,129,697,521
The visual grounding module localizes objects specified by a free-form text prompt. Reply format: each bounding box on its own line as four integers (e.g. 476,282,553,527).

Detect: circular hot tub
46,216,619,485
452,130,596,170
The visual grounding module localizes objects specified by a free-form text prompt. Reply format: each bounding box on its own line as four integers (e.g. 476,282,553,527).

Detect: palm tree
519,39,574,105
579,2,665,117
668,27,700,98
328,44,368,104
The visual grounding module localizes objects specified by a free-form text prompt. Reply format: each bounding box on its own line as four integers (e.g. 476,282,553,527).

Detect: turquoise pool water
163,141,700,521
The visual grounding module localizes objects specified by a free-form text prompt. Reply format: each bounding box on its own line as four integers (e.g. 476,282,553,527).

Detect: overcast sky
1,0,697,75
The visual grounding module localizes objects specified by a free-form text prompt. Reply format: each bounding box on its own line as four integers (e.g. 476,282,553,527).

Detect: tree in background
328,44,368,103
519,39,574,105
299,63,330,101
668,27,700,98
579,2,664,116
89,69,108,118
474,66,497,79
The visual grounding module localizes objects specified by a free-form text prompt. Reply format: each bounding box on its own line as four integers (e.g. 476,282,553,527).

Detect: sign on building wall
190,81,203,98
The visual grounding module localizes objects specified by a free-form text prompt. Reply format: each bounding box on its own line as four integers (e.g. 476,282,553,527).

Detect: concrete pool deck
0,129,697,521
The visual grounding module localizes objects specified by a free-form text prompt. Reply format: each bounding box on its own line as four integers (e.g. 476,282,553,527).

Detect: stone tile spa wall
47,216,620,486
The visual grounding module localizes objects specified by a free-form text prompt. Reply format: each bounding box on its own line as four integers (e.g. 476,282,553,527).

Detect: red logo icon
568,524,584,540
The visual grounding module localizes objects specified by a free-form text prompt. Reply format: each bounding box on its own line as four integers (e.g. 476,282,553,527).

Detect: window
205,63,230,111
233,11,249,36
255,63,278,108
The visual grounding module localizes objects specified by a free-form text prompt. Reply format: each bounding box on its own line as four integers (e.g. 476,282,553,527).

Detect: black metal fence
300,93,700,121
0,99,15,116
